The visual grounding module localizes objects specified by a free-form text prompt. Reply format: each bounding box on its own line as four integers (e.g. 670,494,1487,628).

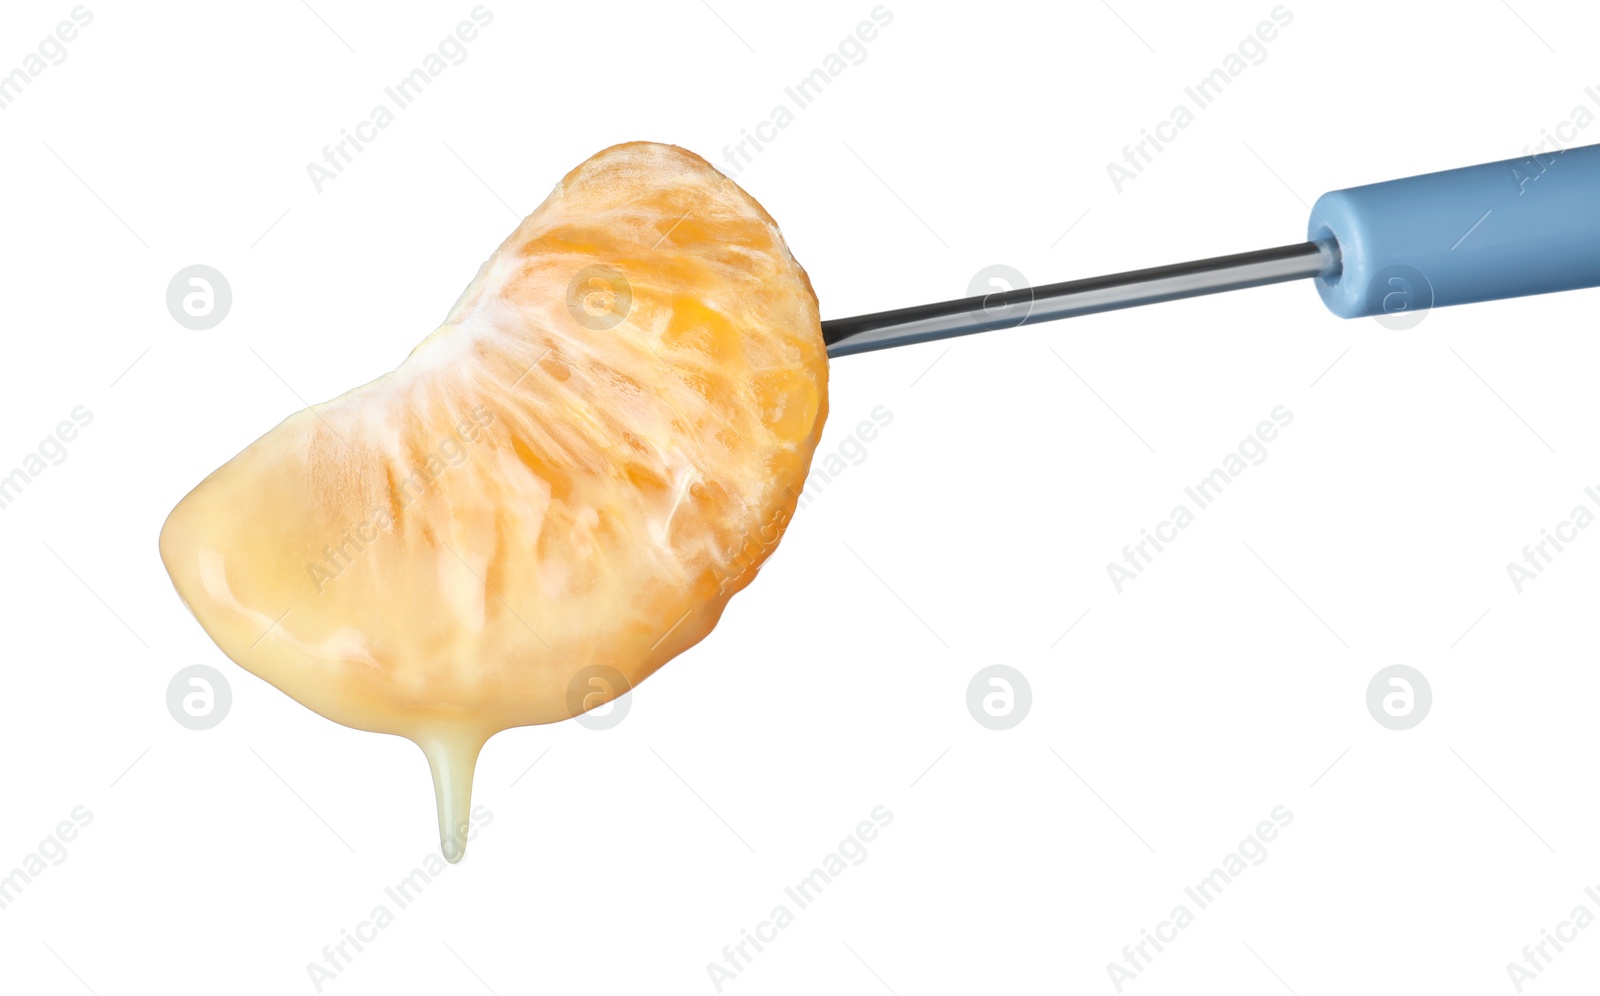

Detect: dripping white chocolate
159,142,829,861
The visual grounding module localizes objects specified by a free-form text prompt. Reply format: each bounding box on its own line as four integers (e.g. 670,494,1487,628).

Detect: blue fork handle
1310,143,1600,318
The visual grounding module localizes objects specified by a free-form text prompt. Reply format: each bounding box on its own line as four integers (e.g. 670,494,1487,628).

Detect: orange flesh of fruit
159,143,829,861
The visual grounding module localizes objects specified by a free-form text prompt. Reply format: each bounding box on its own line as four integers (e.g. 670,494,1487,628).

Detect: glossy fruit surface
160,142,829,859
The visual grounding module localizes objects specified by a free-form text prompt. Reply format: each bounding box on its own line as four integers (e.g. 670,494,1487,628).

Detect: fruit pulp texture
160,143,829,860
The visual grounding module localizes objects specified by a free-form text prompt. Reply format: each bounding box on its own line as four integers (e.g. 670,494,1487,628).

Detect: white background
2,0,1599,993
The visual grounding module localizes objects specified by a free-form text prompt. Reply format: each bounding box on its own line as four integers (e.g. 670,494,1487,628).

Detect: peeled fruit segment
159,143,829,861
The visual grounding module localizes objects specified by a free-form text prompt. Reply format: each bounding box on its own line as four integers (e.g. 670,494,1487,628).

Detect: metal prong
822,240,1339,358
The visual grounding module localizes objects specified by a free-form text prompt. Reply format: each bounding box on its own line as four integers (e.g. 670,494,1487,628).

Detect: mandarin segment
159,143,828,860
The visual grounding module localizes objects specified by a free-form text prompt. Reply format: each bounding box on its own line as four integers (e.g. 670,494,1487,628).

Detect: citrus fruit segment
159,142,829,860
